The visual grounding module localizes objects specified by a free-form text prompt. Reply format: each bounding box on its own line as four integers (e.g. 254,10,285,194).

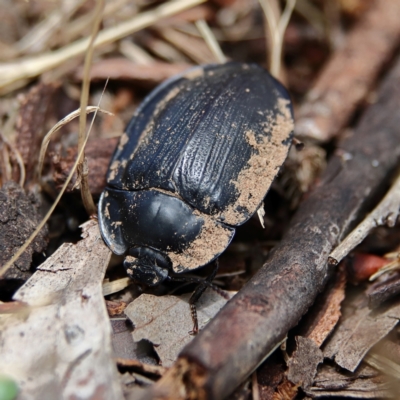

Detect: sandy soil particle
222,98,294,225
168,212,233,273
117,132,129,152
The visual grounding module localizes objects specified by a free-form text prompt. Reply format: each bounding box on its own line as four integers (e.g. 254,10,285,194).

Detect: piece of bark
295,0,400,142
304,363,392,399
15,82,58,184
125,290,232,367
276,268,346,397
140,53,400,400
286,336,323,390
323,288,400,372
74,59,192,86
296,264,346,347
52,136,119,196
367,273,400,308
0,181,47,280
0,220,123,399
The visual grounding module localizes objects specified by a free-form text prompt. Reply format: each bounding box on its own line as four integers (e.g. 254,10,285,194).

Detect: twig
329,172,400,266
0,0,206,94
295,0,400,142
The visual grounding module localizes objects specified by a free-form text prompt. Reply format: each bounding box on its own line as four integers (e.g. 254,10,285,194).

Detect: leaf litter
2,0,400,399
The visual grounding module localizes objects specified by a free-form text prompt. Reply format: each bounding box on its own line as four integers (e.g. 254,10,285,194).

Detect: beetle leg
188,259,219,335
189,304,199,335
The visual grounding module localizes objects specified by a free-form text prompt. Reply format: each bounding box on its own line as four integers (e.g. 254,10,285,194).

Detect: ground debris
0,181,47,281
52,136,119,196
323,288,400,372
15,82,58,185
125,289,233,367
367,272,400,308
296,264,347,347
0,220,122,400
305,362,394,399
295,0,400,142
2,0,400,398
287,336,323,390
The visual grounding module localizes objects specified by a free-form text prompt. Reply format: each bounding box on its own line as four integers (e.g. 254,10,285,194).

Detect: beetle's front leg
188,259,220,335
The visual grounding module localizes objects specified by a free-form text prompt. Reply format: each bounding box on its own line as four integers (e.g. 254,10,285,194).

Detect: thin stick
77,0,104,215
329,172,400,266
0,0,206,93
195,19,226,64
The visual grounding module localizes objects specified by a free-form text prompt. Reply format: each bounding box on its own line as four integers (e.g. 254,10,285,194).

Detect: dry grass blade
195,19,226,64
294,0,325,37
0,105,110,278
102,277,130,296
259,0,296,78
37,106,112,180
365,351,400,380
0,0,206,94
15,0,85,55
119,40,154,64
77,0,105,216
369,258,400,281
0,132,25,187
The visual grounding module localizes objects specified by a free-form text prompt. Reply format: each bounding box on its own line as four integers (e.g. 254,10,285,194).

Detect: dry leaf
323,290,400,372
0,220,122,399
125,289,233,367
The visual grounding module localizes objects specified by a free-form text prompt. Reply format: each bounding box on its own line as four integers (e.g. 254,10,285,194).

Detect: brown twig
295,0,400,142
329,172,400,266
141,53,400,400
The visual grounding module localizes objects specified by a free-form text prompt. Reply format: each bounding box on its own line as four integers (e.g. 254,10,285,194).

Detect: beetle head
124,247,171,286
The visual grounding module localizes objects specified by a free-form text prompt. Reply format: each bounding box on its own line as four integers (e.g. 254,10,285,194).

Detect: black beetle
99,62,294,287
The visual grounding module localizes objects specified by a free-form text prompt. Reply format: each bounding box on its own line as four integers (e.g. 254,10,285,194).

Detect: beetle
98,62,294,290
